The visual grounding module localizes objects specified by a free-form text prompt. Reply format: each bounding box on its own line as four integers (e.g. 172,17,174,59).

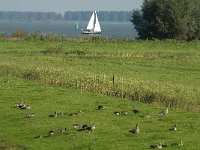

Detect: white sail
82,10,101,34
94,13,101,32
86,12,95,30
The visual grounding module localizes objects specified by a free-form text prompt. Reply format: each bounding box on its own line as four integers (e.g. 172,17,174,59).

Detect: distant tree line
0,11,63,21
64,11,131,21
0,11,132,22
131,0,200,40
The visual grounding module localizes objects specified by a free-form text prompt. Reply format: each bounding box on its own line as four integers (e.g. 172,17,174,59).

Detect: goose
159,107,168,115
178,141,183,147
58,128,67,133
129,123,139,134
114,111,121,115
49,111,58,118
56,111,64,117
97,105,104,110
133,109,140,114
26,113,35,118
49,111,64,118
72,124,80,129
69,110,82,116
34,135,43,139
150,142,167,149
121,111,128,115
77,124,88,131
48,130,54,136
20,104,30,110
82,124,89,130
169,125,177,132
140,113,150,119
86,124,96,132
171,140,183,147
150,143,163,149
15,99,24,107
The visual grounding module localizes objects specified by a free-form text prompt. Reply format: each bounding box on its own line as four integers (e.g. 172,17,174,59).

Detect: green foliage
131,0,200,40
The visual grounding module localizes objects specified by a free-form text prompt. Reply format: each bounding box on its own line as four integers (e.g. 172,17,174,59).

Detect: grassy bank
0,76,200,150
0,38,200,111
0,37,200,149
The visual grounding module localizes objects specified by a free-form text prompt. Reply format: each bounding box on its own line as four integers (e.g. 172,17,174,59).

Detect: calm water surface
0,21,137,39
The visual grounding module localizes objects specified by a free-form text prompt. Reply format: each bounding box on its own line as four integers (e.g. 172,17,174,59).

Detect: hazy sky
0,0,143,13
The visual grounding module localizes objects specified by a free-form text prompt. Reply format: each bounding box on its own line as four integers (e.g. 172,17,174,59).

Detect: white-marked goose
86,124,96,132
159,107,168,115
69,110,81,116
169,125,177,132
97,105,104,110
129,123,139,134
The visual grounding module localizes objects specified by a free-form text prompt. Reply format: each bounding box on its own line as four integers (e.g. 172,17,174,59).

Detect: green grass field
0,37,200,149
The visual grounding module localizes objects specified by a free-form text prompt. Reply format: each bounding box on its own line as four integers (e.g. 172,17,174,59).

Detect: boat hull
82,30,101,35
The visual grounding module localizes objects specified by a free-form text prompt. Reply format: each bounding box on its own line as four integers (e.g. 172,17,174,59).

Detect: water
0,21,137,39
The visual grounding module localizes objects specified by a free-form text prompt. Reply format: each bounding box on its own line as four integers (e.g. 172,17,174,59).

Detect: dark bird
159,107,168,115
49,111,64,118
58,128,67,133
169,125,177,132
150,142,167,149
97,105,104,110
171,141,183,147
86,124,96,132
48,130,54,136
15,99,24,107
69,110,81,116
133,109,140,114
114,111,121,115
121,110,128,115
82,124,89,130
129,123,139,134
20,104,30,110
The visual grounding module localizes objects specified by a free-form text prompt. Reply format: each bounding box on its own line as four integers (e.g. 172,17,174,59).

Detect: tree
131,0,200,40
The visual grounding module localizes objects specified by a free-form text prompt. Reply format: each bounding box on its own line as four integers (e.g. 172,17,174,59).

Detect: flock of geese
15,99,183,149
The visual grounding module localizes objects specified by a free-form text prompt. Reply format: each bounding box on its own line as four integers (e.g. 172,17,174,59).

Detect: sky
0,0,143,14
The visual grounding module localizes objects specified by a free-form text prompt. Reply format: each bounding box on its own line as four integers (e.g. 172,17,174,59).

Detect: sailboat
75,22,79,29
82,11,101,34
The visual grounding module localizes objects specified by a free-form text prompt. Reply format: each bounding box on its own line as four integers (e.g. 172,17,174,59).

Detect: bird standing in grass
171,140,183,147
169,125,177,132
58,128,67,133
159,107,168,115
129,123,139,134
48,130,54,136
133,108,140,114
178,141,183,147
72,124,80,129
97,105,104,110
150,141,167,149
150,143,163,149
49,111,64,117
121,110,128,115
86,124,96,132
26,113,35,118
69,110,82,116
114,111,121,115
82,124,89,130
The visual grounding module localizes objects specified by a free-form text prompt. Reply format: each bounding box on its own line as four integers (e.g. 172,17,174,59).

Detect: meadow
0,35,200,149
